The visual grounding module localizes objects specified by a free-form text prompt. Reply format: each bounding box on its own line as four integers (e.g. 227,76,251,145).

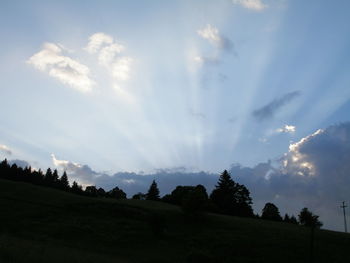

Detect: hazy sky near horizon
1,0,350,174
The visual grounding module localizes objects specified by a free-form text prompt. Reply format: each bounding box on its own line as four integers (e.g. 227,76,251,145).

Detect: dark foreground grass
0,179,349,263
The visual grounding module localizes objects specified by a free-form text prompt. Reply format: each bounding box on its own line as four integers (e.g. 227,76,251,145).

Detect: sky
1,0,350,231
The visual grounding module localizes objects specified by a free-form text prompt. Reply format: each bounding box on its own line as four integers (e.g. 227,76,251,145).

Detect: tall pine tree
146,180,160,201
210,170,253,217
59,171,70,190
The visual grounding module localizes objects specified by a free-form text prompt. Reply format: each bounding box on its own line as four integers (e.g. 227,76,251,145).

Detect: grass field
0,179,349,263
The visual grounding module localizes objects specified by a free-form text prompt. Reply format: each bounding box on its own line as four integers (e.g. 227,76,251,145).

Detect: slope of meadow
0,179,349,263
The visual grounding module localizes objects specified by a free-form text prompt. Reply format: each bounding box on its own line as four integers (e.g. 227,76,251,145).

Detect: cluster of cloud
0,144,12,155
85,33,132,83
195,24,234,66
197,24,233,51
47,122,350,231
252,91,300,121
51,154,98,186
51,153,218,194
27,43,95,93
27,32,132,94
276,124,296,134
236,123,350,230
281,129,323,177
232,0,267,11
5,122,346,231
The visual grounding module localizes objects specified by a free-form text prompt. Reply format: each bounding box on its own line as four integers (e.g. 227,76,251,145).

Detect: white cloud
27,43,95,93
0,144,12,155
194,55,220,66
195,25,234,67
276,125,296,133
233,0,267,11
85,32,114,54
197,24,233,51
51,153,82,171
111,57,133,81
51,154,97,186
98,43,125,66
85,32,133,84
281,129,324,177
197,24,222,48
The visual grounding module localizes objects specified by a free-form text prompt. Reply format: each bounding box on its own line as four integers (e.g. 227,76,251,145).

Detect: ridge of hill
0,179,349,263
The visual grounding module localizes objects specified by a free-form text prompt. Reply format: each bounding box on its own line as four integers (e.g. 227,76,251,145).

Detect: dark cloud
252,91,300,121
230,123,350,231
50,122,350,231
218,36,234,53
94,169,218,197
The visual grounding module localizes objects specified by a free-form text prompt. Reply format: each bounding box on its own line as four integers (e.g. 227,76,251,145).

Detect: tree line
0,159,322,227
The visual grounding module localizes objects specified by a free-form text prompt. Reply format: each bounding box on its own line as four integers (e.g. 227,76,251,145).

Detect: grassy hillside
0,179,349,263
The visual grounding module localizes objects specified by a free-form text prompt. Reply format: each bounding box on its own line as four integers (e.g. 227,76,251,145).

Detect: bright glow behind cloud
27,43,95,93
282,129,324,176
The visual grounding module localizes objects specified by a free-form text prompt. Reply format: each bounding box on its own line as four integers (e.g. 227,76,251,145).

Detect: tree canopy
210,170,253,217
146,180,160,201
261,203,282,221
298,208,323,228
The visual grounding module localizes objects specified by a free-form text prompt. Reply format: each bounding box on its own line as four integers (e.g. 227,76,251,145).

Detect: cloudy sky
1,0,350,231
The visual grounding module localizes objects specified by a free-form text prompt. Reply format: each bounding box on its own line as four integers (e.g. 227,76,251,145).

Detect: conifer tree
59,171,70,190
52,169,59,184
146,180,160,201
44,168,53,186
71,181,83,194
210,170,253,217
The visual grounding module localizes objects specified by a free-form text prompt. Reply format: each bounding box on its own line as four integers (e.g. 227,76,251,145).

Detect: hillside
0,179,349,263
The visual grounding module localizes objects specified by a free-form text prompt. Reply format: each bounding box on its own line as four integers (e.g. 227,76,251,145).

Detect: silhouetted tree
71,181,83,194
284,213,290,222
108,187,127,199
97,187,106,197
210,170,253,217
181,185,209,216
146,180,160,201
290,215,298,225
59,171,70,190
167,185,208,206
52,169,59,186
85,185,98,197
161,194,173,203
298,208,323,228
132,192,146,200
261,203,282,221
44,168,53,186
0,158,105,198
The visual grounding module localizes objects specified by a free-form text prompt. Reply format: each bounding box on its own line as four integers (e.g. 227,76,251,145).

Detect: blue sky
1,0,349,173
1,0,350,230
